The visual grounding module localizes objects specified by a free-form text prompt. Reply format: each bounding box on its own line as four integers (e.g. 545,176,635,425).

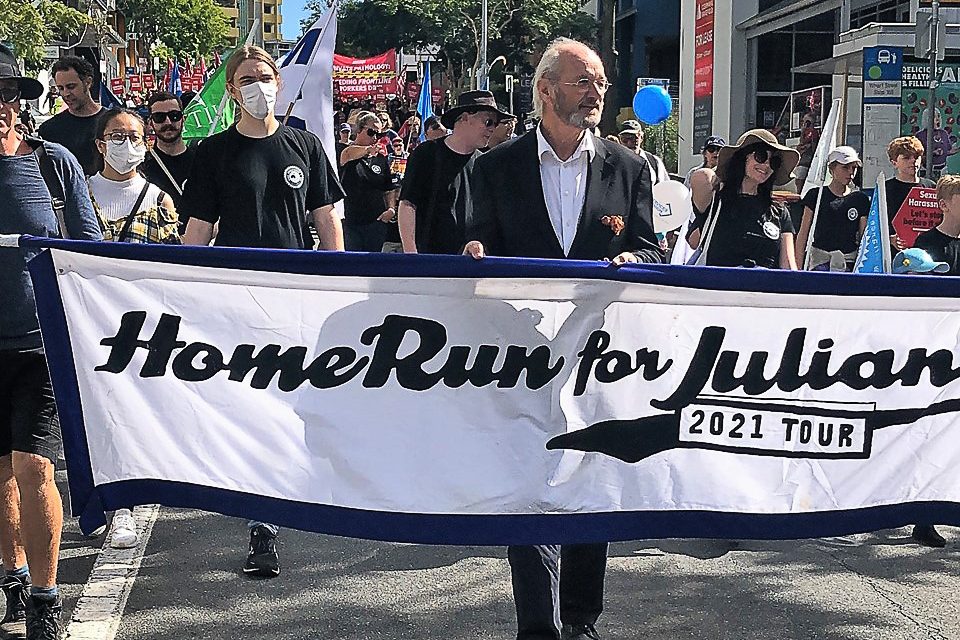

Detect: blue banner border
24,237,960,542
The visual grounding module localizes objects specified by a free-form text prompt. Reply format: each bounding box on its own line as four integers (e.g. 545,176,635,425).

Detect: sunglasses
751,147,782,170
365,127,381,138
429,123,442,131
0,86,21,104
704,145,721,153
150,110,183,124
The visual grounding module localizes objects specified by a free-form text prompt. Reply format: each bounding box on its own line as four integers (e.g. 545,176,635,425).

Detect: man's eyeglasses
751,147,782,170
560,78,612,94
102,132,145,146
150,110,183,124
0,86,21,104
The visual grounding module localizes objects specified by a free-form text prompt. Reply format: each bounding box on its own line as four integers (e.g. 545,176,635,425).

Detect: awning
738,0,843,39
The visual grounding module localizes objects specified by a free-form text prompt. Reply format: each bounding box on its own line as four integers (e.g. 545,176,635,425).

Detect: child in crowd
885,137,934,250
914,174,960,274
892,245,950,547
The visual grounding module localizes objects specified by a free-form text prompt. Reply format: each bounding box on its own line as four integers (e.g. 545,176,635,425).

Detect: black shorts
0,350,61,462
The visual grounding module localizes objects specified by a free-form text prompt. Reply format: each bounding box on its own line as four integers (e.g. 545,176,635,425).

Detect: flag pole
801,98,842,270
208,19,261,136
281,4,337,126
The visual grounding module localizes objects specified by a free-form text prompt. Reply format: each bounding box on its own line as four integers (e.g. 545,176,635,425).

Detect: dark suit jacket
467,130,663,263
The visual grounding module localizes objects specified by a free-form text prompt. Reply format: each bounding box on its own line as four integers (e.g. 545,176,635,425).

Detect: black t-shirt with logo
800,187,870,254
340,154,395,225
698,193,796,269
181,124,344,249
38,109,103,176
399,137,476,254
885,177,935,234
914,227,960,275
140,145,198,224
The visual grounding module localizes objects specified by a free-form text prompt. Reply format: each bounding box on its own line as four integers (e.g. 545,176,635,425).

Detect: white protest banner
26,239,960,543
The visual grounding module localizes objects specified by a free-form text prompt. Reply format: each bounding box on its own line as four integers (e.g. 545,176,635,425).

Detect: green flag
182,60,234,141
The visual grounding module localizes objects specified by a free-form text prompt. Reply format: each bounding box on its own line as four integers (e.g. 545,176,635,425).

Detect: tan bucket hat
715,128,801,186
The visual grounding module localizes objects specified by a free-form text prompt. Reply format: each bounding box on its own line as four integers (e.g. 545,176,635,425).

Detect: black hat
440,90,513,129
0,45,44,101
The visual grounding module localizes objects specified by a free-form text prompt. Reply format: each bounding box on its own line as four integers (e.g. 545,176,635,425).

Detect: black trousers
508,543,608,640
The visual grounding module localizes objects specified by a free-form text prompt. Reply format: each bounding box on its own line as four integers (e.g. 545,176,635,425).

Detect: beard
552,90,602,130
156,128,182,144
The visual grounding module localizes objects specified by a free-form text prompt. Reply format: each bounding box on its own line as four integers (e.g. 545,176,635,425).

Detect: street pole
479,0,488,90
927,0,940,180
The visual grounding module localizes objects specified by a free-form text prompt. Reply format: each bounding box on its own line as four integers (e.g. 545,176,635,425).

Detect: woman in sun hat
686,128,801,269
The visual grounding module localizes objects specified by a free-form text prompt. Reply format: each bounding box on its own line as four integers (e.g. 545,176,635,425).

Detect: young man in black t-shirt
180,46,344,579
397,90,509,254
140,92,197,229
915,174,960,274
37,57,103,176
884,137,934,248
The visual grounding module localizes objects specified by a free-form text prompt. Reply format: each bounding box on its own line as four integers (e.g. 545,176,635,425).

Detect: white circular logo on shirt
847,207,859,221
284,165,305,189
762,221,780,239
371,164,382,174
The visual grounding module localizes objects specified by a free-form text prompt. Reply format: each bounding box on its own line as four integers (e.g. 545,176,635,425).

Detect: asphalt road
42,506,960,640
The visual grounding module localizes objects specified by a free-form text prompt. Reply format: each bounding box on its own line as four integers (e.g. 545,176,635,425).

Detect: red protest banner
143,74,155,90
110,78,125,94
180,78,194,93
128,74,142,92
892,186,942,247
334,49,398,99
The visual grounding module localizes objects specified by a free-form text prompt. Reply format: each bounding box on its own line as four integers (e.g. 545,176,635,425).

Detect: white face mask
237,81,277,120
103,139,146,174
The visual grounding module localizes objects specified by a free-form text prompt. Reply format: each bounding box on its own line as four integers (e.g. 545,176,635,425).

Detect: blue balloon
633,85,672,126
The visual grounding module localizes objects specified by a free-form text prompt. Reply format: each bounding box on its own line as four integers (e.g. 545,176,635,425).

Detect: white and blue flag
854,173,892,274
417,60,435,142
275,4,338,185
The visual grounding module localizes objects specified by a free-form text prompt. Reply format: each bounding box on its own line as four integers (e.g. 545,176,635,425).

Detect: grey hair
356,111,379,130
532,37,579,119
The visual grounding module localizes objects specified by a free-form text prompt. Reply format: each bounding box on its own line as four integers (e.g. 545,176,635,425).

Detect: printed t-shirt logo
371,164,382,174
847,208,859,221
284,165,305,189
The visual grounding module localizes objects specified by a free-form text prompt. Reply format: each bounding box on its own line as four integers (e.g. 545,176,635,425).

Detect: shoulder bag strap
34,142,70,239
115,182,152,243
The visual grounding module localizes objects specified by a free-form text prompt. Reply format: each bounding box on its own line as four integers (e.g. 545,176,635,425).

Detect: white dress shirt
537,126,596,255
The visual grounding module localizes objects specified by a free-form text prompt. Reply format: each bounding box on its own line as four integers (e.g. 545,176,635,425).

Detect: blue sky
282,0,310,40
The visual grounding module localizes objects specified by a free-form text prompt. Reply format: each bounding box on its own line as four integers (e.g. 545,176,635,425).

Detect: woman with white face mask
89,108,179,244
180,45,345,252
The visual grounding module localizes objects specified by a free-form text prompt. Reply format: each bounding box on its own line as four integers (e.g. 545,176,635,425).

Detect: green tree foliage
122,0,228,57
304,0,597,95
0,0,89,69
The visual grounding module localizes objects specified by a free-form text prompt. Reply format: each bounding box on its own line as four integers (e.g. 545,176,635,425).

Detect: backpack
28,138,70,239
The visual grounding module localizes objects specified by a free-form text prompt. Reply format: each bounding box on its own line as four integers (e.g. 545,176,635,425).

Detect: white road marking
65,505,160,640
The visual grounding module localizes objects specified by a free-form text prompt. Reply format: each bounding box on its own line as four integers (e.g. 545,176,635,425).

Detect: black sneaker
561,623,601,640
912,524,946,548
243,525,280,577
1,574,29,636
25,594,61,640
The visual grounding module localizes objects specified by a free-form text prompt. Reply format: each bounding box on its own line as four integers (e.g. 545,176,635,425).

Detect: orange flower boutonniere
600,215,625,236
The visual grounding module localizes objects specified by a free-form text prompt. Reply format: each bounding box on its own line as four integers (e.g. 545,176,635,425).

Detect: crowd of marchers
3,34,960,640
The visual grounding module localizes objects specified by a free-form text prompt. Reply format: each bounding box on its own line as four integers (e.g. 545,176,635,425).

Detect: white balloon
652,180,693,234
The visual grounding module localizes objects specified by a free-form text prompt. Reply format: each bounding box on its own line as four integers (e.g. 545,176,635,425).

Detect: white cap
827,146,862,166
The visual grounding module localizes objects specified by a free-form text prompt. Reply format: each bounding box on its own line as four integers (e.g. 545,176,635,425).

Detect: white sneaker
109,509,139,549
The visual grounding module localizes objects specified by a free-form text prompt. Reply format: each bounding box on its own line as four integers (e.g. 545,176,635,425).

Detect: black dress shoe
561,623,600,640
912,524,946,548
